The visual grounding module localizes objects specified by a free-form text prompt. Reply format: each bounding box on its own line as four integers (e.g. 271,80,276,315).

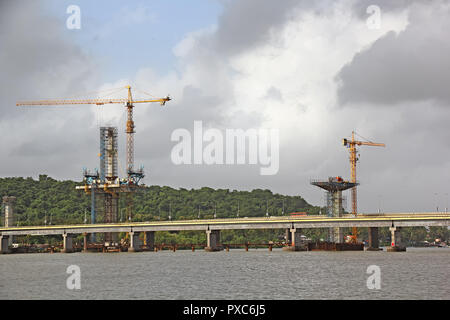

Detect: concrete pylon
205,230,222,251
128,231,142,252
387,226,406,252
3,196,16,246
0,235,10,254
285,228,292,245
144,231,155,251
61,233,73,253
83,233,88,252
366,227,381,251
283,228,307,251
332,226,344,244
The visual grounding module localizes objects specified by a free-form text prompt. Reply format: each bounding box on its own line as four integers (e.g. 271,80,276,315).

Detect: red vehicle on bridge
289,212,307,217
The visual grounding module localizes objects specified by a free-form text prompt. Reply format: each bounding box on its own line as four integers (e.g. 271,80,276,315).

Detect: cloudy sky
1,0,450,213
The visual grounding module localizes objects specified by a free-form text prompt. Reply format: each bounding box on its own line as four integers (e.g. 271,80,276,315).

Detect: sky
1,0,450,213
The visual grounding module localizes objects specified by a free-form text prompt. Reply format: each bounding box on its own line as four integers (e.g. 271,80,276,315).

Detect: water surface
0,247,448,299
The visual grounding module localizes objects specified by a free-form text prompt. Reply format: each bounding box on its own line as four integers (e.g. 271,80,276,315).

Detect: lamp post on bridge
434,193,439,212
378,195,382,214
445,193,448,213
169,202,172,221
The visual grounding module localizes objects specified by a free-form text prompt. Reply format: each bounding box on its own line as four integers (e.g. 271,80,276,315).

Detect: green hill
1,175,447,245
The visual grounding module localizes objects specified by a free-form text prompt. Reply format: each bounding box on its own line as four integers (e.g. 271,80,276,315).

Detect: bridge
1,213,449,253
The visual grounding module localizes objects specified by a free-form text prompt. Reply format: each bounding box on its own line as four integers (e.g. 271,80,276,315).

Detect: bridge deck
1,213,449,236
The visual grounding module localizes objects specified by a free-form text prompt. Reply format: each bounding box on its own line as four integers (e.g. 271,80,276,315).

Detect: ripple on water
0,247,448,299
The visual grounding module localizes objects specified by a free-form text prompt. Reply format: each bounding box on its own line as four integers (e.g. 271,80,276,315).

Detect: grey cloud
336,2,450,106
212,0,332,57
0,0,100,178
264,86,283,102
350,0,426,19
0,1,97,108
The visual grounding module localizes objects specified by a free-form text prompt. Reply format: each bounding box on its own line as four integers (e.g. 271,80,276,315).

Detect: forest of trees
0,175,448,245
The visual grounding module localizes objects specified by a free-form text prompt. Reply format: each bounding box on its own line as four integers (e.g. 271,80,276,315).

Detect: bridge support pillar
283,228,307,251
387,227,406,252
128,231,142,252
285,228,292,245
83,233,88,252
62,233,73,253
367,227,381,251
0,235,10,254
205,230,222,252
333,227,344,244
144,231,155,251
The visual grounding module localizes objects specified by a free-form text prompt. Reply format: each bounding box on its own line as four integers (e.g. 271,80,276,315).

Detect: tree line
0,175,447,245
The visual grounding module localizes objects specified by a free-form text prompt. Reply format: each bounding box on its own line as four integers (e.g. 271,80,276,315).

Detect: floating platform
204,246,224,252
365,247,383,251
307,241,364,251
282,244,308,251
386,246,406,252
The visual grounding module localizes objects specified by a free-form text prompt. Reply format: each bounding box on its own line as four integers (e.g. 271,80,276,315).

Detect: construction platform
307,241,364,251
75,183,145,194
310,177,358,192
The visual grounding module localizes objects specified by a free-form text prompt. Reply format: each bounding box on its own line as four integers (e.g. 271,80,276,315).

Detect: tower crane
17,86,170,223
17,85,170,178
342,131,385,242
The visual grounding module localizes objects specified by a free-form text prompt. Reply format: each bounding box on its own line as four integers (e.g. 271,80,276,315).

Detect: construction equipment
17,86,170,223
342,131,385,241
311,177,358,243
17,86,170,177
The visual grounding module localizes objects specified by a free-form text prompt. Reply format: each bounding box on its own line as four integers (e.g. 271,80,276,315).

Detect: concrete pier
3,196,16,246
61,233,73,253
144,231,155,251
283,228,307,251
367,227,381,251
387,226,406,252
83,233,88,252
332,227,344,244
128,231,142,252
285,228,292,245
205,230,222,251
0,235,10,254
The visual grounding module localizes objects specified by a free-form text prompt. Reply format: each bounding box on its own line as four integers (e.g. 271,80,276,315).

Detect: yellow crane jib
16,85,171,176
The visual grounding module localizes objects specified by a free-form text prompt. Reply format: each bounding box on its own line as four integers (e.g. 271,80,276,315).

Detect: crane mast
125,85,135,175
349,131,358,216
342,131,385,241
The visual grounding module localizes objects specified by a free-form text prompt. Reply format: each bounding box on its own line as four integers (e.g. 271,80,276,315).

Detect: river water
0,247,448,300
